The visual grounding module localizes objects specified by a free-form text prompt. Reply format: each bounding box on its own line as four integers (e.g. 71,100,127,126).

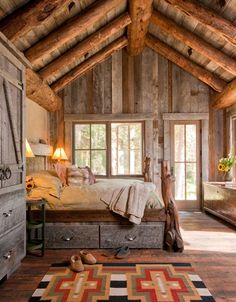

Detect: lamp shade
52,147,68,161
26,139,35,158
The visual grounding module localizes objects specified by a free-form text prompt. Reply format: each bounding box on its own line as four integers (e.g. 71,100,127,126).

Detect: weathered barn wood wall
50,47,225,183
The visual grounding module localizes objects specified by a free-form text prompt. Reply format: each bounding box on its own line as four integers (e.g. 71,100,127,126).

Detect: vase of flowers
218,155,236,181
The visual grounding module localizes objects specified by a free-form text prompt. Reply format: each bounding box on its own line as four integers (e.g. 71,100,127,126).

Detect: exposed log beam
164,0,236,46
151,10,236,76
212,78,236,109
26,68,62,112
51,36,128,93
24,0,122,66
0,0,72,44
146,34,227,92
39,13,131,83
127,0,153,56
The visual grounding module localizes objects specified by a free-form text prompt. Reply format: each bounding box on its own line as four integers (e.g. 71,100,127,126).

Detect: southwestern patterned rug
28,262,215,302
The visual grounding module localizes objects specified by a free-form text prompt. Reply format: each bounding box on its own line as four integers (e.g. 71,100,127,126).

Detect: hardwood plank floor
0,212,236,302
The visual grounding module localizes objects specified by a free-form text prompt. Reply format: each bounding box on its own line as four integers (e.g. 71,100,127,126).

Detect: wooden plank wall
50,47,225,183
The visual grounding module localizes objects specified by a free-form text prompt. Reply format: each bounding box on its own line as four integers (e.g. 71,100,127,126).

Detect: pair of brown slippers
70,250,96,272
103,246,130,259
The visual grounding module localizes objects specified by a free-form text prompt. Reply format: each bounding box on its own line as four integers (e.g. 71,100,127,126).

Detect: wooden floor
0,212,236,302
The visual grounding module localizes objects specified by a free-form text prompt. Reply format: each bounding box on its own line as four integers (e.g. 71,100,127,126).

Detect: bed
28,161,183,252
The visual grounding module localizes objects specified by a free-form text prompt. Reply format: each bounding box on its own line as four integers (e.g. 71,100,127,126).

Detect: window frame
72,121,145,178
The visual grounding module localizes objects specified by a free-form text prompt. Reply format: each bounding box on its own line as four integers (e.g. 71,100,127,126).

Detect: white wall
25,98,49,143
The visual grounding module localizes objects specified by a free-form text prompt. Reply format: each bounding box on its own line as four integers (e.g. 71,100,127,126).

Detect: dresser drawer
0,191,25,236
100,223,165,249
0,223,25,280
45,223,99,248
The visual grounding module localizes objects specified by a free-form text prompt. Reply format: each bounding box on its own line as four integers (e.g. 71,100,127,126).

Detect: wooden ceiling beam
212,79,236,109
51,36,128,93
26,68,62,112
151,10,236,76
146,34,227,92
164,0,236,46
39,13,131,83
0,0,72,44
24,0,122,67
127,0,153,56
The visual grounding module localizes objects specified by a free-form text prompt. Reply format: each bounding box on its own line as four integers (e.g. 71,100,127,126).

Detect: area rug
29,262,215,302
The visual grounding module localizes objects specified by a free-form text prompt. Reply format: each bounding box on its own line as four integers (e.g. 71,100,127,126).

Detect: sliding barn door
0,45,24,192
171,121,201,210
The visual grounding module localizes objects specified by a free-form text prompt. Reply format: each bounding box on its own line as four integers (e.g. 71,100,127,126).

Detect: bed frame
31,161,184,252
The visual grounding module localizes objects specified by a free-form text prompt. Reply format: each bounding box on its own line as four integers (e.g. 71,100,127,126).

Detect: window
74,124,107,175
73,122,143,176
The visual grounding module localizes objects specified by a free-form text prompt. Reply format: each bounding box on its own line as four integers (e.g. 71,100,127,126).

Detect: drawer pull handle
61,236,73,242
3,210,13,217
125,235,136,241
3,251,12,260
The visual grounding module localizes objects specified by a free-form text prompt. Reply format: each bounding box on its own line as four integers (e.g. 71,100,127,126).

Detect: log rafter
127,0,153,56
146,34,227,92
51,36,128,93
26,69,62,111
0,0,72,44
39,13,131,83
151,10,236,77
212,79,236,109
24,0,123,66
164,0,236,47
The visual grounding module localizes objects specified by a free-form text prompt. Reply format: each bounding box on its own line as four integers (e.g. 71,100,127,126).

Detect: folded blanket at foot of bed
101,182,156,224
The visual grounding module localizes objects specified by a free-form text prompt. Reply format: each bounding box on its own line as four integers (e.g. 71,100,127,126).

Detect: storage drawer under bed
45,224,99,248
100,223,165,249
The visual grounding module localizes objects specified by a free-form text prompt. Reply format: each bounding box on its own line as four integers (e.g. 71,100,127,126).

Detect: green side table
26,198,46,257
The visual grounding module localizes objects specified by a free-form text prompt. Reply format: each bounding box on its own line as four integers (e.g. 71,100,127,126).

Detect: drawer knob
3,210,13,217
3,251,12,260
61,236,73,242
125,235,136,241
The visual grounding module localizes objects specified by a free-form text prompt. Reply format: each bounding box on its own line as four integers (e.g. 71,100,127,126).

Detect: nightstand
26,199,46,256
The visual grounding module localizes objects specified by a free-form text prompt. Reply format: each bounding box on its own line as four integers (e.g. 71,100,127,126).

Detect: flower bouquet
218,155,236,181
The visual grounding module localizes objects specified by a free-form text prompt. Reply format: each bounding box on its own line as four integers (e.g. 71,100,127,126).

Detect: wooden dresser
0,35,26,280
203,182,236,227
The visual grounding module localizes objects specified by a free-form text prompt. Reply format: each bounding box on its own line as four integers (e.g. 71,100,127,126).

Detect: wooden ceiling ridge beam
212,78,236,109
127,0,153,56
164,0,236,46
146,33,227,92
0,0,72,43
39,13,131,82
51,36,128,93
151,10,236,76
24,0,122,66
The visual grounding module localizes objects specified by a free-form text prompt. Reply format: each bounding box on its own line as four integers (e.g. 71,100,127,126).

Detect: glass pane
186,163,197,200
118,150,129,175
130,150,142,174
91,124,106,149
130,123,142,149
174,125,185,162
186,125,196,162
175,163,185,200
75,150,90,167
118,125,129,150
91,150,106,175
74,124,90,149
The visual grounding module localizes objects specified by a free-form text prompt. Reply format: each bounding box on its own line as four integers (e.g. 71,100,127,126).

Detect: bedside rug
28,262,215,302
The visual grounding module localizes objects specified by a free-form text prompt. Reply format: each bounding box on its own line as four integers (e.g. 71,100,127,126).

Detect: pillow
67,165,94,186
30,172,63,199
54,163,67,186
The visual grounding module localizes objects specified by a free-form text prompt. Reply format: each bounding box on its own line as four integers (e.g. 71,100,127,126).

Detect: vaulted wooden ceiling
1,0,236,111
